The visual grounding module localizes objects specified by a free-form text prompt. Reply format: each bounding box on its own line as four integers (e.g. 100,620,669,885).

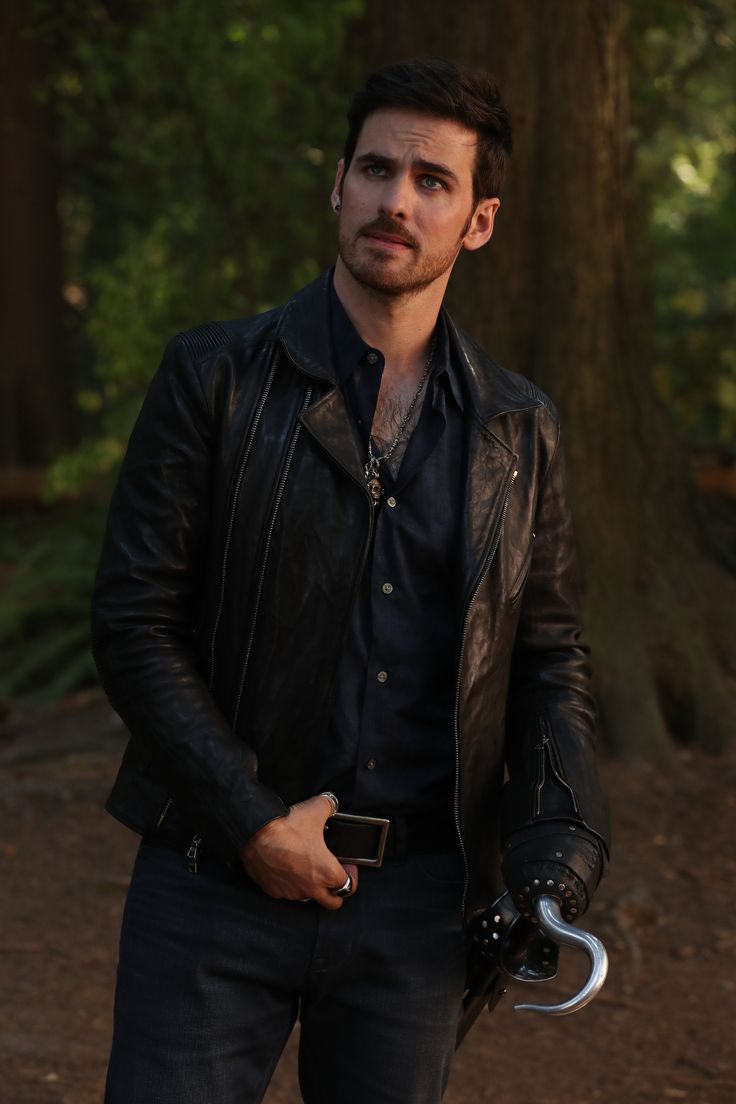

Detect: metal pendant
364,456,383,504
367,476,383,503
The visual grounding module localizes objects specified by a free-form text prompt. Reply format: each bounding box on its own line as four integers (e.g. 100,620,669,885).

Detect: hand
240,794,359,910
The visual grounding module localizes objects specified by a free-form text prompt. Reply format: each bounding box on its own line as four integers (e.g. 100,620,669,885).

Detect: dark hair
343,57,513,204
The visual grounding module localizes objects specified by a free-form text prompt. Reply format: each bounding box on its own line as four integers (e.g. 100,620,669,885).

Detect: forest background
1,0,735,754
1,3,736,1102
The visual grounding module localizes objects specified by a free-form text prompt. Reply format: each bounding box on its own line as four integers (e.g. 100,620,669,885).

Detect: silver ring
332,874,353,897
319,791,339,817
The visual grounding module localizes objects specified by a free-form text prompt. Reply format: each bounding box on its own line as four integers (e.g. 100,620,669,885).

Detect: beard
337,213,472,299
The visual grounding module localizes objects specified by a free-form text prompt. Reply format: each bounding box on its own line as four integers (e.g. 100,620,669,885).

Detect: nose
377,172,413,221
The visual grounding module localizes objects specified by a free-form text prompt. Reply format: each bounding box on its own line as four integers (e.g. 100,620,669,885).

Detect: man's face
332,108,499,299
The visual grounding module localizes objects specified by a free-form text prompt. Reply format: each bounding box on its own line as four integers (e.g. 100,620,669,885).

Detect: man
93,57,610,1104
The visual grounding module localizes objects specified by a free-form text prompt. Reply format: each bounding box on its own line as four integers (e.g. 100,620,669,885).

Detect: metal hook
514,895,608,1016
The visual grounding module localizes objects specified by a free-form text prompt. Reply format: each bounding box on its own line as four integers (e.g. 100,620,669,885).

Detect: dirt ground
1,692,734,1104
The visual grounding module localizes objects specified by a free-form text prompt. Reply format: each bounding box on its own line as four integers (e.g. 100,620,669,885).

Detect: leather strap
147,803,460,866
325,813,459,863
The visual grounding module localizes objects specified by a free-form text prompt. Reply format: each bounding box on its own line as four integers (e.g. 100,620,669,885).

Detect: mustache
359,216,417,249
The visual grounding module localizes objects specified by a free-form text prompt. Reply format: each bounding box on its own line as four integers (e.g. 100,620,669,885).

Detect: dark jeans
105,839,468,1104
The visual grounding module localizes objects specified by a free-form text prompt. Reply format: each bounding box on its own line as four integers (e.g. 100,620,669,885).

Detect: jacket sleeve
501,410,610,908
91,335,288,851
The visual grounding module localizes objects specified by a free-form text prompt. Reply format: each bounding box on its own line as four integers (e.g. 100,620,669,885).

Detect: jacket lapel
444,314,541,608
460,417,517,608
300,388,367,493
274,273,544,581
276,272,368,493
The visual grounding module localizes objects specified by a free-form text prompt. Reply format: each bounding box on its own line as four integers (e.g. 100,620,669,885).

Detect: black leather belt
324,812,459,867
145,805,460,868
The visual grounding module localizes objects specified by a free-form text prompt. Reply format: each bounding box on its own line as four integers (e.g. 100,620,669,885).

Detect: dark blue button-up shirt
318,282,467,821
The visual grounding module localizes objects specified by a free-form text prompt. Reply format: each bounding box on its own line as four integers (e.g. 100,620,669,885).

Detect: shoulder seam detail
177,322,231,362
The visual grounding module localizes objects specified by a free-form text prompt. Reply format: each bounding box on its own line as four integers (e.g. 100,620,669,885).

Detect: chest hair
371,373,426,451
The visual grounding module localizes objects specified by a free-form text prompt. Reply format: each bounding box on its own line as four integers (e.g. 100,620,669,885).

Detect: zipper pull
533,718,549,816
535,715,550,749
155,796,173,829
187,833,203,874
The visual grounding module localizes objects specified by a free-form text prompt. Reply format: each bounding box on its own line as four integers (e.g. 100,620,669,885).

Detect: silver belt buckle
325,812,390,867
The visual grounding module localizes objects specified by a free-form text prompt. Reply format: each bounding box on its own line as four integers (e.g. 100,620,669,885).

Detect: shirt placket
351,499,400,807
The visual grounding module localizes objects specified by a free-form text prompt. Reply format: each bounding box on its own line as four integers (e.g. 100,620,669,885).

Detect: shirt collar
330,277,372,387
329,273,464,411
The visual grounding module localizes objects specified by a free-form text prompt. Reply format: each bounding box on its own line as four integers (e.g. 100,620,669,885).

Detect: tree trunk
0,1,74,465
352,0,736,755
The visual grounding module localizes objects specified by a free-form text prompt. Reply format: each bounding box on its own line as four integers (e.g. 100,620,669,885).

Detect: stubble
337,213,472,301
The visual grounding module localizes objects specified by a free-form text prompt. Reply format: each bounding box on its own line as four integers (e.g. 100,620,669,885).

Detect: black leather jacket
92,273,610,919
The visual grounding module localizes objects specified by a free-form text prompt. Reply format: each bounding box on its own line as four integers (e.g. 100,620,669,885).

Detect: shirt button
366,758,377,770
366,351,379,365
377,670,388,683
387,496,397,508
381,582,393,595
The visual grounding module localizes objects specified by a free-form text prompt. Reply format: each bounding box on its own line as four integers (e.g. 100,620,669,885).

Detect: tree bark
352,0,736,755
0,1,74,465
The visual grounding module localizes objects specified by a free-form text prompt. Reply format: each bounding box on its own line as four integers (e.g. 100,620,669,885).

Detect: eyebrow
355,152,460,186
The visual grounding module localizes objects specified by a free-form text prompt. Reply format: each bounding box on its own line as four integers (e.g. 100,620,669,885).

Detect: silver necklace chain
364,335,437,504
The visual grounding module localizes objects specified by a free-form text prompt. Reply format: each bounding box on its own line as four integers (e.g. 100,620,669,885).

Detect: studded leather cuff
502,823,604,922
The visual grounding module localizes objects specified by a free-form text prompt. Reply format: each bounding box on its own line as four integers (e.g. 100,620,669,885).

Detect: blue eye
422,176,444,190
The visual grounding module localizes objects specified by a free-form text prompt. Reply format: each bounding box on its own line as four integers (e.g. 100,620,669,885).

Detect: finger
343,863,359,895
298,794,333,819
313,887,344,910
317,794,337,821
330,871,353,897
322,849,351,888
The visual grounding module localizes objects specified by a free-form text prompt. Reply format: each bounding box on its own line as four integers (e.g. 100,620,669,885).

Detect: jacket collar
443,314,543,423
276,271,338,384
287,274,530,601
277,270,543,424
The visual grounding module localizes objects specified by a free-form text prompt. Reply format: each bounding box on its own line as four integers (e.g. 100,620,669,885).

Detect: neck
333,258,448,375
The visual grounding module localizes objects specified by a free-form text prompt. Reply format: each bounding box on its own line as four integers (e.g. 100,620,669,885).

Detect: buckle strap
324,812,459,867
385,813,460,859
146,804,460,872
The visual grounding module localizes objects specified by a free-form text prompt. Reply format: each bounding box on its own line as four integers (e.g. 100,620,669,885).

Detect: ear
331,159,345,210
462,197,501,253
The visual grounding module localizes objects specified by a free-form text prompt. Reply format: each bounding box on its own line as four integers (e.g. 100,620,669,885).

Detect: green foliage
629,0,736,444
34,0,362,494
11,0,732,705
5,0,361,703
0,509,104,702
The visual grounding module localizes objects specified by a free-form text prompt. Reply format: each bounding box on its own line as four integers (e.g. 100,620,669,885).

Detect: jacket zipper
453,465,518,916
155,795,173,829
208,348,280,687
280,341,376,635
231,386,313,731
534,715,581,817
533,727,547,818
187,833,202,874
